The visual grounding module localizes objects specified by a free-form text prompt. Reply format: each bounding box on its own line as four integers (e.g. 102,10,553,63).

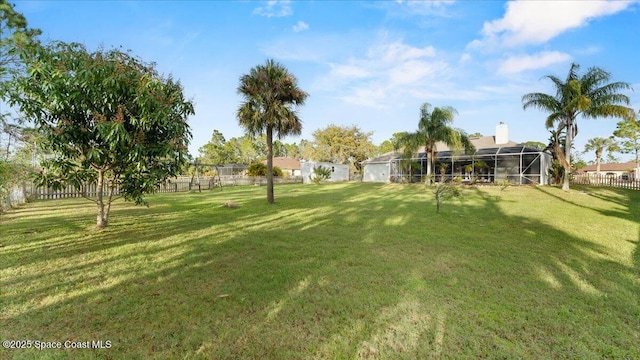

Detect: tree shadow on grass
534,185,640,225
1,183,639,359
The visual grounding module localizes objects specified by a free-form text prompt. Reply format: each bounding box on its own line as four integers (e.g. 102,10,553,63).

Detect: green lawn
1,182,638,359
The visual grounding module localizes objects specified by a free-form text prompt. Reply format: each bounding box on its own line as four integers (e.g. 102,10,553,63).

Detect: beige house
363,123,552,185
262,157,301,177
576,161,639,180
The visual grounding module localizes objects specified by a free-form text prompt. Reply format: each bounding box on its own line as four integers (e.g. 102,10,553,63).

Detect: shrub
310,165,332,185
247,162,282,177
433,183,461,213
495,179,510,191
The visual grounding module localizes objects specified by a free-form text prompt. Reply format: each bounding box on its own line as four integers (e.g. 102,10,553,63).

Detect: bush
247,162,282,177
310,165,332,185
432,183,461,213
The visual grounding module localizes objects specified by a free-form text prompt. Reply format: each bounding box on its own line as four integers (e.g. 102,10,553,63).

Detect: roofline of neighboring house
576,161,639,173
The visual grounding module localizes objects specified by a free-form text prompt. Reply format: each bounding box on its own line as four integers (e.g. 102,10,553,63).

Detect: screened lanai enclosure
365,146,551,185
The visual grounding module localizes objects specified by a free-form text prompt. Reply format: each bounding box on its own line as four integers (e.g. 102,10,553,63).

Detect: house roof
363,136,522,163
362,151,402,164
577,161,639,173
261,157,300,170
475,136,519,149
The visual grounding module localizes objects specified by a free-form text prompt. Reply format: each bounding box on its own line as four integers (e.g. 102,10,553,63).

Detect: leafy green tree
252,134,287,160
468,132,483,138
0,0,41,81
307,124,375,174
522,141,547,151
613,111,640,167
522,63,633,191
377,132,408,156
397,103,474,185
237,59,308,204
227,135,257,164
0,0,41,192
5,42,194,227
198,129,233,165
389,132,409,151
572,151,587,172
377,140,394,155
284,142,301,159
583,137,620,175
299,138,315,161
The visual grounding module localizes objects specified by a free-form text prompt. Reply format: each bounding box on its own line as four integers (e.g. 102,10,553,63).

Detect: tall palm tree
398,103,474,185
522,63,633,191
583,136,620,176
237,59,308,203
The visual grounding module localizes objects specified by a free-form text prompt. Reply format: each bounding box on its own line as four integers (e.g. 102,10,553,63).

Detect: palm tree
545,127,567,185
522,63,633,191
397,103,474,185
237,59,308,203
583,137,620,176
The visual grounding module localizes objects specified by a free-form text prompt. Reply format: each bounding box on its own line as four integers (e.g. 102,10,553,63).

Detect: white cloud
293,20,309,32
330,64,370,79
469,0,634,49
372,42,436,63
323,39,449,108
391,0,456,16
389,60,447,85
497,51,572,75
253,1,293,18
341,86,389,108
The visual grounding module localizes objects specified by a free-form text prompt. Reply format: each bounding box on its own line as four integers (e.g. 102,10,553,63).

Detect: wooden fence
571,174,640,190
1,175,303,210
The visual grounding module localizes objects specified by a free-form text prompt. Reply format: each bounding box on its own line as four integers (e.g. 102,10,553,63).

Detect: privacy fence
1,175,303,211
570,174,640,190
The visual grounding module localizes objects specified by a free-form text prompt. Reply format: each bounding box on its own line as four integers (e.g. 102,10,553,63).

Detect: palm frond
237,59,308,139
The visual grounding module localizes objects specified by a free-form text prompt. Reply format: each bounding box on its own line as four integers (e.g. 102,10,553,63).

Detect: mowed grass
1,182,639,359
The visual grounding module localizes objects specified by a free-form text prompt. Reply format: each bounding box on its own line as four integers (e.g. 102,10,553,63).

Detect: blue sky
14,0,640,161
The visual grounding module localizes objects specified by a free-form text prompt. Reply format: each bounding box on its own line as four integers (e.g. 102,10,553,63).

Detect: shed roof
362,151,403,164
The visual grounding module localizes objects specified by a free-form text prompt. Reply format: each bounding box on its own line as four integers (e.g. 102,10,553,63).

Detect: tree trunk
104,176,117,225
266,126,274,204
633,149,640,180
562,121,572,192
96,169,108,228
425,149,433,185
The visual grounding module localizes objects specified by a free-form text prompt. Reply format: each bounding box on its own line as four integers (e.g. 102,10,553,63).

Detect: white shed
301,162,350,184
362,152,398,182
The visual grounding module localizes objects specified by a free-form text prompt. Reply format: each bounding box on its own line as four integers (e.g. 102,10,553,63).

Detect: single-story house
262,157,301,177
363,123,552,185
300,161,350,184
576,161,639,180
